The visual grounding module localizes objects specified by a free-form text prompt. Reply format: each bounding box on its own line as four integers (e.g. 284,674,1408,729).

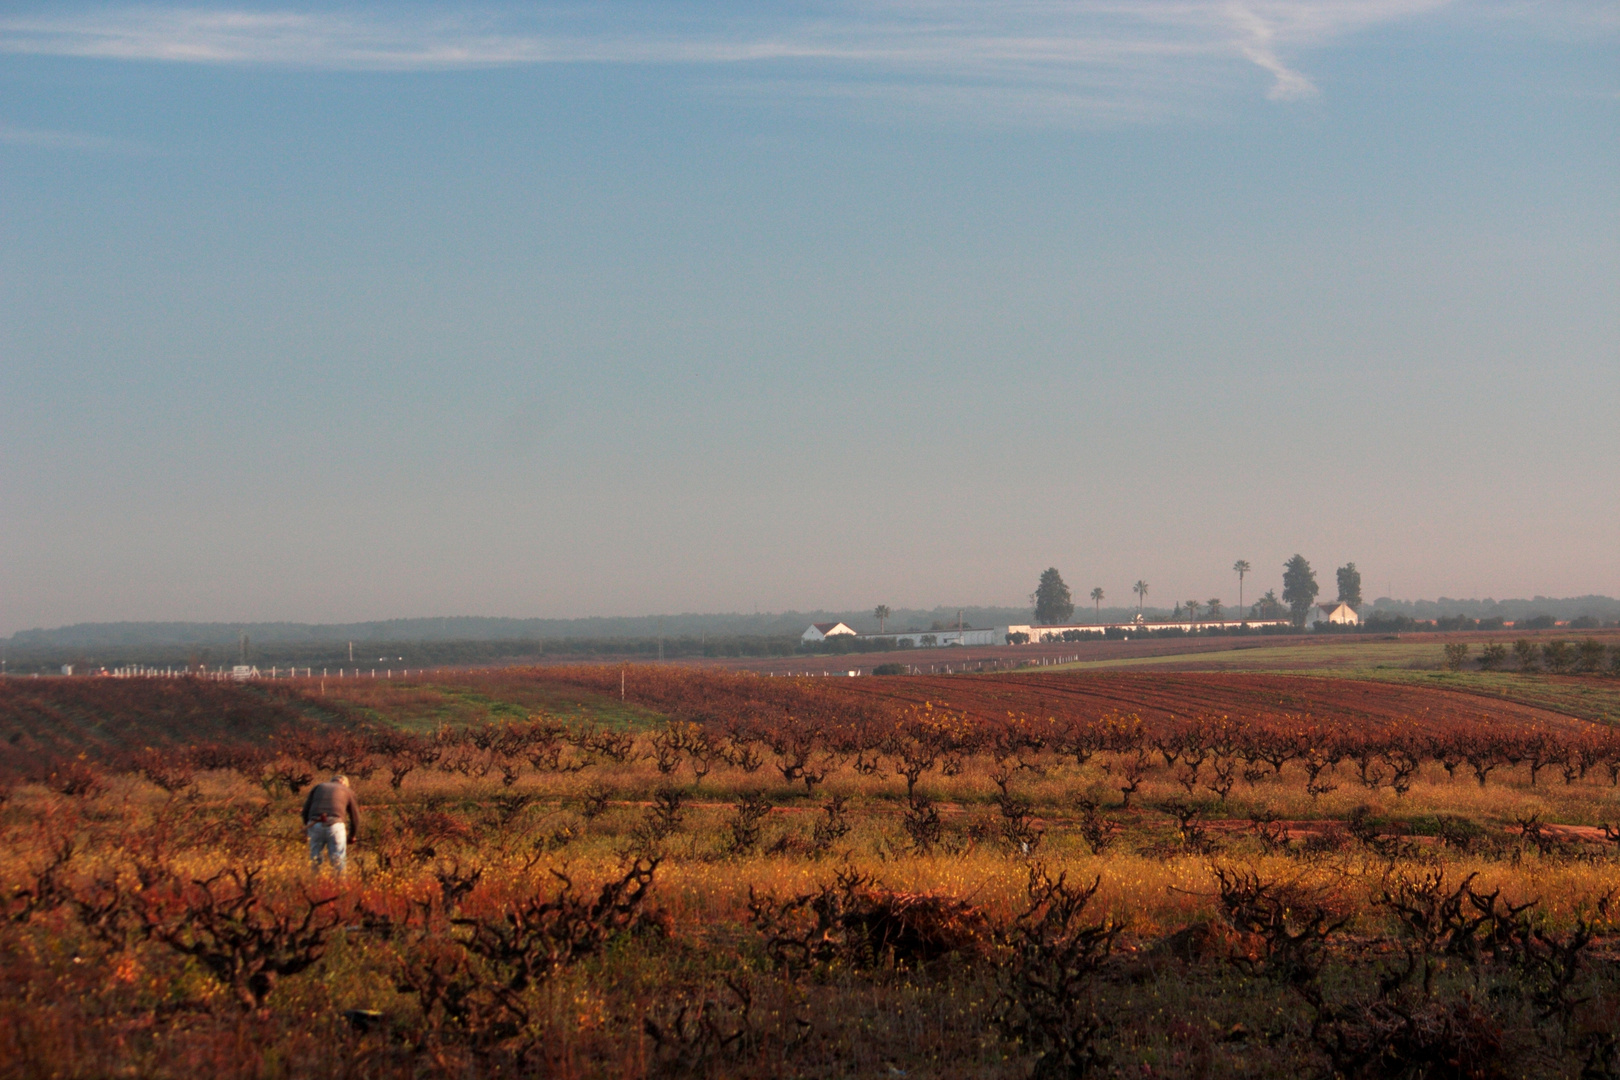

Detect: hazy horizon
9,592,1620,648
4,2,1616,639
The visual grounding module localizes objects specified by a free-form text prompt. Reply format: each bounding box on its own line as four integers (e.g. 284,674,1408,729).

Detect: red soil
534,665,1598,737
830,672,1594,733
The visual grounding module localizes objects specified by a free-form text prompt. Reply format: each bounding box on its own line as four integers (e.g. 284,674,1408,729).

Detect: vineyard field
0,678,346,777
3,665,1618,1078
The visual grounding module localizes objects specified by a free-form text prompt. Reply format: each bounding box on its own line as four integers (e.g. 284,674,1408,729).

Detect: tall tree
1253,589,1282,620
1032,568,1074,625
1233,560,1251,612
1133,580,1149,614
1090,587,1104,621
874,605,891,633
1282,554,1319,628
1335,563,1362,611
1184,599,1201,624
1207,598,1223,620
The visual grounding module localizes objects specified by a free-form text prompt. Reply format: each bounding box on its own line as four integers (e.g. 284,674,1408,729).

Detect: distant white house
801,621,858,643
1315,602,1360,626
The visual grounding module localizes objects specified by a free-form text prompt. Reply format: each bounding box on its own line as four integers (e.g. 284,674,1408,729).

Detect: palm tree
1185,599,1200,624
874,605,891,634
1133,580,1149,615
1233,560,1251,613
1207,598,1223,620
1090,587,1104,622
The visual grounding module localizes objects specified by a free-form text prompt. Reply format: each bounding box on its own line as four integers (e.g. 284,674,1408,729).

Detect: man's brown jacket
301,781,361,839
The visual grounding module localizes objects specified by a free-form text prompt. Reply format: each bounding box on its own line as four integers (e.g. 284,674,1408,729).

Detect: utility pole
349,641,354,662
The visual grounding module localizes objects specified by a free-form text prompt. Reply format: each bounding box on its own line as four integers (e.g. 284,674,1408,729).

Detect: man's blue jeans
308,821,347,872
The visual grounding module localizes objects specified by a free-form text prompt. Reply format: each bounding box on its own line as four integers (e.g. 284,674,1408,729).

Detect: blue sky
1,2,1616,634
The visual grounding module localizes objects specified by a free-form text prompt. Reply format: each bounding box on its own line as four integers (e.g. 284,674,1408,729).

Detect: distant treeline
11,596,1617,652
0,635,811,675
1362,595,1620,622
3,609,1041,649
1351,612,1619,634
8,595,1618,674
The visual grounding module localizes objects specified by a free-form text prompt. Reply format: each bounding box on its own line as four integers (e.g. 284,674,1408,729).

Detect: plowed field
7,666,1600,778
531,666,1599,736
0,678,350,775
832,671,1593,732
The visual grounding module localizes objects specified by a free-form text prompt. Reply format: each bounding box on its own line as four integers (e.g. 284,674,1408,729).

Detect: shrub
578,784,612,819
453,858,663,991
1159,798,1215,854
38,758,103,797
128,747,195,792
139,867,341,1010
809,794,852,854
1312,995,1512,1080
1442,642,1469,671
1363,612,1417,632
1542,640,1574,674
390,858,665,1049
991,866,1123,1079
1379,870,1507,962
748,868,986,973
723,791,773,856
643,977,758,1073
902,793,943,853
871,663,906,676
995,792,1043,854
639,787,685,844
1077,799,1118,855
1212,867,1347,988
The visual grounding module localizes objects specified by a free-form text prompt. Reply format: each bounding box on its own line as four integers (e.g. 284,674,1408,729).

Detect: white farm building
1315,602,1360,626
801,621,858,643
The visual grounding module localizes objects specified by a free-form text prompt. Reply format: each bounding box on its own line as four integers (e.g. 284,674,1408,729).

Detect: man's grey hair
333,774,349,786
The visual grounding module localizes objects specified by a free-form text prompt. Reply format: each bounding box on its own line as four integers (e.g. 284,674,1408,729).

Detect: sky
1,1,1616,636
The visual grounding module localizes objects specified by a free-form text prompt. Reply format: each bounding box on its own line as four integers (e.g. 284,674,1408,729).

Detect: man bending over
302,773,361,872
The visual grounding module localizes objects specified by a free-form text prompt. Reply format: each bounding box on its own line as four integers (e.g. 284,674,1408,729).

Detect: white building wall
880,627,999,648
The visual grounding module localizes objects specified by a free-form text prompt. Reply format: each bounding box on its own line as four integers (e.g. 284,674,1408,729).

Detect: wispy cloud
0,121,148,152
0,1,1593,121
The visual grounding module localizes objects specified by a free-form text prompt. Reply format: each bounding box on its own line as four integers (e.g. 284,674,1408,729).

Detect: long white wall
1005,619,1290,640
876,627,1000,647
